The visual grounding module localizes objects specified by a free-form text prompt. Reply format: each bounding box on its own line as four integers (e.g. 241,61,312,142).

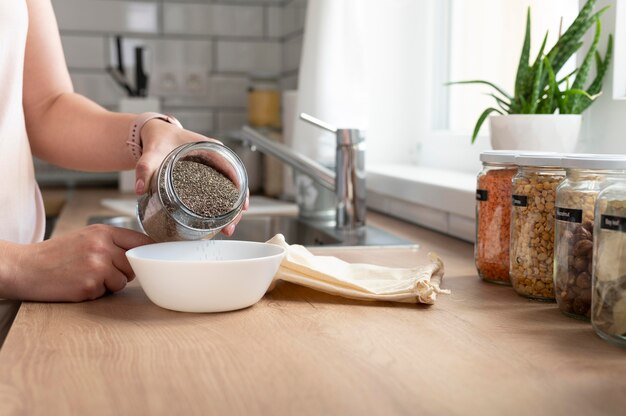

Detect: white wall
52,0,306,134
579,0,626,153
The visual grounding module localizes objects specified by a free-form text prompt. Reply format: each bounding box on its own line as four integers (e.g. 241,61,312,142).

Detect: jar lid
479,150,518,164
561,153,626,170
514,153,562,167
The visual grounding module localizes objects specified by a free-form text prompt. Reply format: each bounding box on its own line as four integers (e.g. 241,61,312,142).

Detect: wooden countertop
0,189,624,415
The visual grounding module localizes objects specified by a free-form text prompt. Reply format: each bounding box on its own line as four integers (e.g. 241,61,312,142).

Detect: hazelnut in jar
554,155,625,320
510,154,564,301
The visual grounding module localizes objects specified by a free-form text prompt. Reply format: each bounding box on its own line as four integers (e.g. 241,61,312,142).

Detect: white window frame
367,0,620,242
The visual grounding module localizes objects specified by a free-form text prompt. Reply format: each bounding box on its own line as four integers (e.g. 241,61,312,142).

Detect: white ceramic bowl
126,240,285,313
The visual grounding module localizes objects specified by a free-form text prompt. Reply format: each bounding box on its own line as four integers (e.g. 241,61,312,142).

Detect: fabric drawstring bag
266,234,449,304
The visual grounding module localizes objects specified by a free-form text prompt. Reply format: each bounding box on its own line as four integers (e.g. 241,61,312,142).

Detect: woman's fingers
134,151,165,195
111,247,136,283
110,227,153,249
103,268,130,293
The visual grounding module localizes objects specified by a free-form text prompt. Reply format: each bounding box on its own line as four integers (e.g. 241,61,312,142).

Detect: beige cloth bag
267,234,449,304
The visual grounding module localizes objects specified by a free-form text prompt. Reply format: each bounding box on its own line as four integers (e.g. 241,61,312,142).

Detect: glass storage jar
592,168,626,348
475,150,518,284
554,155,625,320
510,154,564,300
137,141,248,242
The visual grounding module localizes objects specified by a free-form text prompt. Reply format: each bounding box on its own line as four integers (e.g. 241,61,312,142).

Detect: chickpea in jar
509,154,564,301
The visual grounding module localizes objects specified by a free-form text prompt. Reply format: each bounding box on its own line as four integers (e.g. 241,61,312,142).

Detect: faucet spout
241,126,335,191
240,112,366,230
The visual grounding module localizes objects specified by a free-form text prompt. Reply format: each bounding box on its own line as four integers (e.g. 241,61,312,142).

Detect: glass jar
554,155,625,320
247,74,281,129
592,170,626,348
510,154,564,300
137,142,248,242
475,150,517,284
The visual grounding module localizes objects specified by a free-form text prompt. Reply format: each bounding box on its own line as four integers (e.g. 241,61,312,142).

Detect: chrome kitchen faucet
241,113,366,230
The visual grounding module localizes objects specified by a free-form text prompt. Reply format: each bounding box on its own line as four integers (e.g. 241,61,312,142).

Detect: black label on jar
600,215,626,232
556,207,583,223
476,190,488,201
512,195,528,207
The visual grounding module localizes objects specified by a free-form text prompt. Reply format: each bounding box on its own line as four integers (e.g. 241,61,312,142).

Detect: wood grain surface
0,190,624,416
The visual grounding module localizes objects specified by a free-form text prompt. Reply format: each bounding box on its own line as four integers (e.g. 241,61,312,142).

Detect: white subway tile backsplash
280,74,299,90
283,0,307,36
208,76,249,108
217,111,248,132
169,110,214,135
266,7,283,38
71,72,125,107
216,41,281,74
282,34,302,72
52,0,158,33
107,38,212,98
57,0,305,130
151,39,212,70
163,4,263,37
61,36,106,69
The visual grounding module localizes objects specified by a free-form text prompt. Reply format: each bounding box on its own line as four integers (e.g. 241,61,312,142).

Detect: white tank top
0,0,46,244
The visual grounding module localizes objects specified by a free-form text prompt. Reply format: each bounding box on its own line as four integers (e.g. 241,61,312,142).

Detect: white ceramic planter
490,114,582,152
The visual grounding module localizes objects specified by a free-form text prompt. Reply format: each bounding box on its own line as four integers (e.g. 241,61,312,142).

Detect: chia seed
137,142,247,242
172,160,239,217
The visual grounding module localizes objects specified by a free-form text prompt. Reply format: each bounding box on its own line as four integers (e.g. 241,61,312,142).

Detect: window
360,1,579,173
445,0,578,133
360,0,586,240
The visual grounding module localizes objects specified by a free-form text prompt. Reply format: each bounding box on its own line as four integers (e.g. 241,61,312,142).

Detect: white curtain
292,0,429,167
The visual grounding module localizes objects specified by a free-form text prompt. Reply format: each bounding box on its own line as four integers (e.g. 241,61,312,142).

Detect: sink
87,215,412,247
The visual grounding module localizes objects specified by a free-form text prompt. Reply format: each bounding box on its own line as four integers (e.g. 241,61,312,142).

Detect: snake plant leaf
562,89,598,114
587,34,613,96
547,0,598,72
557,68,578,85
563,88,596,100
528,47,545,113
514,7,532,98
579,33,613,112
572,17,601,91
514,29,548,112
446,80,513,101
570,17,601,112
471,107,502,144
486,93,511,112
446,0,612,142
518,95,527,111
550,7,607,77
595,50,602,72
542,56,558,114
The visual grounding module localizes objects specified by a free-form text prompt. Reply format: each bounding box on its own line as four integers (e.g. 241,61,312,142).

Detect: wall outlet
182,70,208,97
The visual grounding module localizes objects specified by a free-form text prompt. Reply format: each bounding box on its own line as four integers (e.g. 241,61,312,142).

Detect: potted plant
449,0,613,151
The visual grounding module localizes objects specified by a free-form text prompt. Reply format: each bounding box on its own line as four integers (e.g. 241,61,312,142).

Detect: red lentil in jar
475,151,517,284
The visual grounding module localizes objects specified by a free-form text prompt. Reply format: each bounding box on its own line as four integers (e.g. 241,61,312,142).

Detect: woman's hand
0,225,153,302
135,120,249,236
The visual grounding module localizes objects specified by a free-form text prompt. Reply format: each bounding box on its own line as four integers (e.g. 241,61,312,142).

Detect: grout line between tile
60,30,282,43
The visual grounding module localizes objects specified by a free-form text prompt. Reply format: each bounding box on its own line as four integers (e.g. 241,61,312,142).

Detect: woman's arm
23,0,136,172
23,0,247,234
